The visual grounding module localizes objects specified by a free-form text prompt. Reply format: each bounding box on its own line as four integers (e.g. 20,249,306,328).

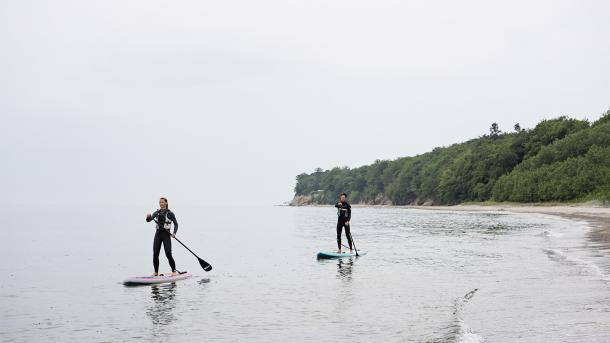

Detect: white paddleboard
123,272,191,285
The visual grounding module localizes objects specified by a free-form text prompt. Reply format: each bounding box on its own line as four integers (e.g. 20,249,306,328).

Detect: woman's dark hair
160,197,168,208
339,192,348,198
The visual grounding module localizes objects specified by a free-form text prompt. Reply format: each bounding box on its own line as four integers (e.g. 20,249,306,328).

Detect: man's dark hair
339,192,348,198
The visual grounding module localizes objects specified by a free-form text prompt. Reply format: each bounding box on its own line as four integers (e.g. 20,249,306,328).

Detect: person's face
340,195,346,203
159,199,167,209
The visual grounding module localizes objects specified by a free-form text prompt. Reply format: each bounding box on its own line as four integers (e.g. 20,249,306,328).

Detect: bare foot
171,271,178,276
152,272,159,276
336,250,342,254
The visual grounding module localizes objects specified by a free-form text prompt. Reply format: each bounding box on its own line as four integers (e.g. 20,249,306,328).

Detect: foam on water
457,322,485,343
538,229,564,238
454,289,484,343
542,248,610,283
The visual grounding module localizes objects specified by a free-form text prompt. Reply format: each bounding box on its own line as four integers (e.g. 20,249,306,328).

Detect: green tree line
294,109,610,205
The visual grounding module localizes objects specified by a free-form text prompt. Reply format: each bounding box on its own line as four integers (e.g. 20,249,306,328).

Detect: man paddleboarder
146,197,179,276
335,193,353,253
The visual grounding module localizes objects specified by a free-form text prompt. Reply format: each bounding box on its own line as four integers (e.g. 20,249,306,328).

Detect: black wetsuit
335,201,353,250
147,209,179,273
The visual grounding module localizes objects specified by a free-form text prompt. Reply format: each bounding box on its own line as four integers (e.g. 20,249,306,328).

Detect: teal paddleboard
316,251,367,259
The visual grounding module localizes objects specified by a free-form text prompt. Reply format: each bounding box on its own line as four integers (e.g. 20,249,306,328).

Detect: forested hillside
293,110,610,205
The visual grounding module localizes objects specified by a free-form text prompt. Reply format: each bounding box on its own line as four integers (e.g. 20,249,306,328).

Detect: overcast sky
1,0,609,206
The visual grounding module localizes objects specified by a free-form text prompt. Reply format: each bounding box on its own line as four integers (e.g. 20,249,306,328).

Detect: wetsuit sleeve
147,210,158,222
170,212,178,234
347,204,351,221
335,202,341,208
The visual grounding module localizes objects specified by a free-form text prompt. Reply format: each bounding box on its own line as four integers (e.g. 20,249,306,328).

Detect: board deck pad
123,272,192,285
316,251,367,259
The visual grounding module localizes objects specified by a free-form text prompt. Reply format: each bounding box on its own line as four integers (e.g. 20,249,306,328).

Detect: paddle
173,236,213,272
346,229,359,257
340,243,359,255
151,216,212,272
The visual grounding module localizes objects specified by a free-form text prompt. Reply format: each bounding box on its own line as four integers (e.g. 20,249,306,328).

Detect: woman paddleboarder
335,193,353,253
146,197,179,276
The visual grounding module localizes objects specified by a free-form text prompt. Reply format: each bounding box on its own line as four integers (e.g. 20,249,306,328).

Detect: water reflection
146,283,177,326
336,257,354,282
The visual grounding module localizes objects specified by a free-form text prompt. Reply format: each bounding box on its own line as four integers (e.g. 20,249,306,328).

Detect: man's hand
172,233,176,239
337,202,342,206
346,221,350,226
146,213,152,221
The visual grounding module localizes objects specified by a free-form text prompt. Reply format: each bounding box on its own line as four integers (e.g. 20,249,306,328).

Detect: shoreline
421,203,610,249
291,202,610,248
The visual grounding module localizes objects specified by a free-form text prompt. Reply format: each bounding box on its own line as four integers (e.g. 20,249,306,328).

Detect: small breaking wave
457,321,485,343
454,289,484,343
429,288,484,343
542,248,610,283
537,230,564,238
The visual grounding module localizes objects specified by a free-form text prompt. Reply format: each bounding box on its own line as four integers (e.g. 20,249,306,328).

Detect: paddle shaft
173,236,212,271
346,228,359,256
341,243,359,254
174,236,200,259
153,217,212,271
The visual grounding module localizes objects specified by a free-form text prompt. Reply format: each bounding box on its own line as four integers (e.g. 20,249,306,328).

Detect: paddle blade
199,258,212,272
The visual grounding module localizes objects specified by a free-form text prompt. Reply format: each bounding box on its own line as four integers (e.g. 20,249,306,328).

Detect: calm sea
2,205,609,342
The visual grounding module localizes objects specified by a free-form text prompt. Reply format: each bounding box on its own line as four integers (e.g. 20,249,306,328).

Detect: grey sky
1,0,609,206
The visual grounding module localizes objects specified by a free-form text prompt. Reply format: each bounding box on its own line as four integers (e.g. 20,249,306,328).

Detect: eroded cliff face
362,193,393,206
289,193,394,206
289,194,314,206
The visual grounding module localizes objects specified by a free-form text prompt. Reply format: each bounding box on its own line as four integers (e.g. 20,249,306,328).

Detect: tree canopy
294,110,610,205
